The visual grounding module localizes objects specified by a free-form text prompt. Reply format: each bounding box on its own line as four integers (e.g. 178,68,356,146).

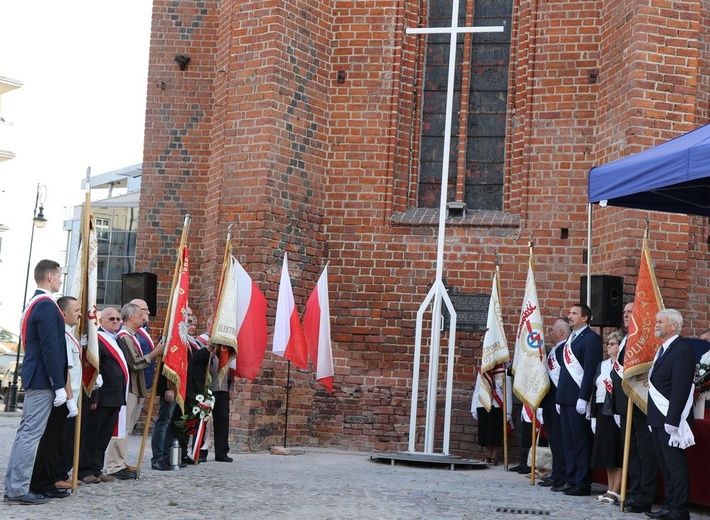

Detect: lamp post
4,184,47,413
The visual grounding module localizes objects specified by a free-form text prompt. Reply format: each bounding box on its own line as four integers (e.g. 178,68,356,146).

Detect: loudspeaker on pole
579,275,624,328
122,272,158,317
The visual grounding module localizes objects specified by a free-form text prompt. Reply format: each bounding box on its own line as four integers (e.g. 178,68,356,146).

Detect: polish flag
273,253,308,369
303,265,334,393
233,258,268,380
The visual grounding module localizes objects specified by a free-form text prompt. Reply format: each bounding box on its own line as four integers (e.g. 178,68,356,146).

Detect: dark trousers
542,404,566,484
620,405,657,507
559,404,592,488
212,391,230,458
651,426,689,515
30,403,68,493
517,417,532,466
54,414,77,482
78,405,119,478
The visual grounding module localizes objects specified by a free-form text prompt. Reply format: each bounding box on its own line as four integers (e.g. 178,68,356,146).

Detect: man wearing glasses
98,308,123,337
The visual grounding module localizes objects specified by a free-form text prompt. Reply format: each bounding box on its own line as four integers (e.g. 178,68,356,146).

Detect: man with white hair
646,309,695,520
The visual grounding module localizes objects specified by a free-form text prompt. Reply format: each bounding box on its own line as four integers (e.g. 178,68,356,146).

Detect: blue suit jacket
21,289,67,391
555,326,603,406
647,336,696,428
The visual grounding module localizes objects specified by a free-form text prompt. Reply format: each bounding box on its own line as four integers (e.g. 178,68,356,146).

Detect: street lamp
5,184,47,412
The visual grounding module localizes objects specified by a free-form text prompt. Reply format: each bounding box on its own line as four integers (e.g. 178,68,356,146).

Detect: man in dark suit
555,303,602,496
611,302,657,514
78,328,129,484
539,317,570,489
4,260,67,505
646,309,695,520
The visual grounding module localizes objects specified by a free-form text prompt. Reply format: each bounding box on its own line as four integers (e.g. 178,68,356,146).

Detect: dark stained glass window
418,0,512,210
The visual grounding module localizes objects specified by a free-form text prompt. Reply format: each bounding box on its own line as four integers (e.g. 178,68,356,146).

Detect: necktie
570,331,577,343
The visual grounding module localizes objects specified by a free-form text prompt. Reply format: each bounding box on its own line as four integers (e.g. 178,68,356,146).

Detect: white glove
555,404,560,414
507,413,512,422
94,374,104,389
472,409,478,421
80,334,88,347
614,414,621,428
575,398,588,415
591,417,597,434
66,398,79,418
664,423,679,436
54,388,68,407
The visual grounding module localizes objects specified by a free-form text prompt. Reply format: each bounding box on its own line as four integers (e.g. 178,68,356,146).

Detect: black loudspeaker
122,272,158,317
579,275,624,328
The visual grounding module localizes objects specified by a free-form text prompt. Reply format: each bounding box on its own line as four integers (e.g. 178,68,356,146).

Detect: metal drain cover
495,507,550,516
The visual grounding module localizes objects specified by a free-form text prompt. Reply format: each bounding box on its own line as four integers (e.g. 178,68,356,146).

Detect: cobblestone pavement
1,412,709,519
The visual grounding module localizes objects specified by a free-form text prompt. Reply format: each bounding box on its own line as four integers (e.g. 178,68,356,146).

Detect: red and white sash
136,327,155,353
613,336,627,379
563,334,584,388
99,330,129,438
547,342,563,387
117,329,143,357
20,293,60,348
648,380,695,449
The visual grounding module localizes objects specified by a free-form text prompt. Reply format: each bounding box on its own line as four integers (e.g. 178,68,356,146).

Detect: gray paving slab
1,413,709,519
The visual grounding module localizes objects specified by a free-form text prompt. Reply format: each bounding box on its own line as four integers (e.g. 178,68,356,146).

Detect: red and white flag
303,265,334,393
162,245,190,413
477,270,509,410
70,215,100,394
512,255,549,409
211,256,268,381
622,235,664,412
273,253,308,369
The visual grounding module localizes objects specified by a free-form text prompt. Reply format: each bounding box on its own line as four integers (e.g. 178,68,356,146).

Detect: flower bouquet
174,378,215,459
693,350,710,403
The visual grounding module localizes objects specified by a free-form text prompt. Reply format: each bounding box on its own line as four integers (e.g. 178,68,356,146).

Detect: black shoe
551,483,571,492
182,456,195,465
508,464,523,472
644,509,671,519
564,486,591,496
151,460,171,471
516,465,531,474
5,491,50,505
43,488,70,499
109,468,137,480
215,455,233,462
627,502,653,514
537,477,554,487
198,454,207,463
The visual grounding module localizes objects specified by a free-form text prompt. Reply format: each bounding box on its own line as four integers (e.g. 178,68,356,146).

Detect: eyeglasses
105,317,121,322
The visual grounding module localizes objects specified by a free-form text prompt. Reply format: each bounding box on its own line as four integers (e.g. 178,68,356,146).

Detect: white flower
196,394,205,403
700,369,707,376
192,406,200,415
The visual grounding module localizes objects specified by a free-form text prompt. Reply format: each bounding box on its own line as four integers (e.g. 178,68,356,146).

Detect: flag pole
71,167,92,491
208,226,233,388
527,238,537,485
283,360,292,448
136,214,191,474
495,254,509,471
619,397,634,511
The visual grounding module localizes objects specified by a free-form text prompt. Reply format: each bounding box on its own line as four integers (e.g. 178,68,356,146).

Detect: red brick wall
138,0,710,456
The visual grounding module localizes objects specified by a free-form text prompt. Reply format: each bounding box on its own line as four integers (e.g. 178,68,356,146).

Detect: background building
64,164,141,308
135,0,710,455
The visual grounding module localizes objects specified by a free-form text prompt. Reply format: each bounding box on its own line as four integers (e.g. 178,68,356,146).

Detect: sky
0,1,152,334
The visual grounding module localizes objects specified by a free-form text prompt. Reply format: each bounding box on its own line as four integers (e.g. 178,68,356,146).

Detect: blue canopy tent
588,123,710,216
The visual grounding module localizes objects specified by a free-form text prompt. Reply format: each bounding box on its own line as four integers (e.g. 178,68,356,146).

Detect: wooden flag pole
619,397,634,511
136,214,191,473
530,410,537,485
71,167,92,491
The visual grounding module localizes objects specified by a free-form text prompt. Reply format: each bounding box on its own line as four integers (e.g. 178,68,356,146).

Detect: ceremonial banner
478,271,509,410
70,215,100,394
303,265,334,393
273,253,308,369
622,236,664,413
512,256,549,408
162,246,190,413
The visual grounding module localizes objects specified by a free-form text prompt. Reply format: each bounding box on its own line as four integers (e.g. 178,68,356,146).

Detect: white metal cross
406,1,504,456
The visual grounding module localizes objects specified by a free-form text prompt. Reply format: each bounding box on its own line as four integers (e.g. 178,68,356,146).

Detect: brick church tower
137,0,710,454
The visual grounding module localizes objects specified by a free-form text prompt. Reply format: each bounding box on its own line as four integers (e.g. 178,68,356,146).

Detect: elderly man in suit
4,260,67,505
646,309,695,520
554,303,603,496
